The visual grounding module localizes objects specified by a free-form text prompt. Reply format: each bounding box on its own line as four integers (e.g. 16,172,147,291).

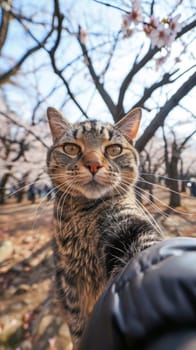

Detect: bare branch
132,70,178,109
49,0,64,57
0,0,12,52
162,126,170,173
176,18,196,39
179,130,196,152
93,0,129,14
31,82,64,125
100,31,121,80
11,139,27,162
0,111,49,149
60,39,112,73
136,70,196,152
116,46,159,120
0,26,54,86
77,26,117,117
47,1,90,119
150,0,155,16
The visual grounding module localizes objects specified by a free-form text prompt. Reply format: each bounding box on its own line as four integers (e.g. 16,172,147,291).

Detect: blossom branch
116,16,196,120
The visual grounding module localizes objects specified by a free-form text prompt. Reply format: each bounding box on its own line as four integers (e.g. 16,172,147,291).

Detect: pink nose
85,160,102,175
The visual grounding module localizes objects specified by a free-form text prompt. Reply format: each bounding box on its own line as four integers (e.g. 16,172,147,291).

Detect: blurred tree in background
0,0,195,206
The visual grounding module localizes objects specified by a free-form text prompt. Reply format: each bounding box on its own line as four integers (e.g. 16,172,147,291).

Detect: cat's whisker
138,176,193,200
116,178,162,235
135,186,165,218
7,173,52,198
135,195,163,237
119,172,196,217
140,172,191,183
134,185,170,220
137,180,196,216
57,181,75,233
8,182,41,199
53,180,73,223
29,184,65,233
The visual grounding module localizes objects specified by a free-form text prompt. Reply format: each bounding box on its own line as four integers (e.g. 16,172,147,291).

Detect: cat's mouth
87,178,100,186
75,177,114,199
85,178,106,191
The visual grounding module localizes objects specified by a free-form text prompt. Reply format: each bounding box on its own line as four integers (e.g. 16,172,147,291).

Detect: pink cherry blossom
149,23,173,48
169,14,182,34
131,0,142,9
122,14,131,30
144,14,182,48
123,28,135,39
155,51,170,68
130,0,143,24
129,8,143,24
143,16,159,35
122,0,143,29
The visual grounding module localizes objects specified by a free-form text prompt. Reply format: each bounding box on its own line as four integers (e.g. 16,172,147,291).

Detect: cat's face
47,108,141,200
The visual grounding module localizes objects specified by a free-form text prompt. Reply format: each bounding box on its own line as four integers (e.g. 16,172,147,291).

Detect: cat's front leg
55,270,88,349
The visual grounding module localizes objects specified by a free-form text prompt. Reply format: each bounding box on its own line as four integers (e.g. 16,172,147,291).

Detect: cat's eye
63,143,81,156
105,144,122,157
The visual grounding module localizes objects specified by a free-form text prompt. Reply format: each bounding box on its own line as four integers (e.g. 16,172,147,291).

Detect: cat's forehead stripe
108,129,114,140
72,129,78,139
73,121,114,140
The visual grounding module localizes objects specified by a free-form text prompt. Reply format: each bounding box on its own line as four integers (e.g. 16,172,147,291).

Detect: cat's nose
85,160,103,175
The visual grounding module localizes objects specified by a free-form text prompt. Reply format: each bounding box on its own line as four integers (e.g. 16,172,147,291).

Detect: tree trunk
15,172,29,203
181,180,187,193
168,154,181,208
169,180,181,208
0,173,10,204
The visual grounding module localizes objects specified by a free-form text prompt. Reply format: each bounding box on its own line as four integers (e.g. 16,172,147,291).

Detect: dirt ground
0,189,196,350
0,200,72,350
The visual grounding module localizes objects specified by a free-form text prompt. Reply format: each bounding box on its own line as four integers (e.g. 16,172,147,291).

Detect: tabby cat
46,107,162,349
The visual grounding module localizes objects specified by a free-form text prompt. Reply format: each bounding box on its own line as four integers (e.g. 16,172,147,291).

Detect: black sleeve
79,237,196,350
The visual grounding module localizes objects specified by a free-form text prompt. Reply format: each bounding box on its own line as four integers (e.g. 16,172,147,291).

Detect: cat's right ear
47,107,70,142
115,108,142,140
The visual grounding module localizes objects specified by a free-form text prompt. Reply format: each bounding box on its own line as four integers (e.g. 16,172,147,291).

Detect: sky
0,0,195,186
1,0,196,138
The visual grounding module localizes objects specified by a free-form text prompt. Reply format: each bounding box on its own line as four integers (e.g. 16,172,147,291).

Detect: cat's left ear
115,108,142,140
47,107,70,142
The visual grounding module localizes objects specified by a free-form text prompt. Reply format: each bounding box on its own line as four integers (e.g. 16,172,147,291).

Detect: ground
0,200,72,350
0,189,195,350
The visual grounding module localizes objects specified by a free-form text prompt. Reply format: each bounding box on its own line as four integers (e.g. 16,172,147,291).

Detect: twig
0,111,49,149
93,0,129,14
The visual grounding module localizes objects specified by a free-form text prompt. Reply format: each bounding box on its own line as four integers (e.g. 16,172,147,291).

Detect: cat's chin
75,183,113,200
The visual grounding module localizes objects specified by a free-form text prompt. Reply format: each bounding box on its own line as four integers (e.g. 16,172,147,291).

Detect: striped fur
46,107,162,349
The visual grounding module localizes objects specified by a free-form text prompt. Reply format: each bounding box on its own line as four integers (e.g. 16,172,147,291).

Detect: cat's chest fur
54,193,137,280
53,197,111,313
